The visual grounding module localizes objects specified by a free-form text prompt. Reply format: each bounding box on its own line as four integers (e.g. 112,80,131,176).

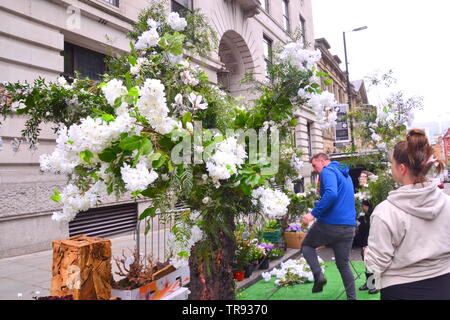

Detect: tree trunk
188,211,236,300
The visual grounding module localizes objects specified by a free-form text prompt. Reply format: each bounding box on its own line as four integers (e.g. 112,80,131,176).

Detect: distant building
443,128,450,165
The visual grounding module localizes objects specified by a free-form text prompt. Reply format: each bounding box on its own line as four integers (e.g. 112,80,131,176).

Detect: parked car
438,173,445,189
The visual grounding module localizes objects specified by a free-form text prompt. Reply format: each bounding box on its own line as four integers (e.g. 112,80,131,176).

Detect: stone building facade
0,0,323,257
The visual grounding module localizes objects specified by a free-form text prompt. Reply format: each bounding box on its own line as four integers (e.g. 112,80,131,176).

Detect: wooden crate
50,234,112,300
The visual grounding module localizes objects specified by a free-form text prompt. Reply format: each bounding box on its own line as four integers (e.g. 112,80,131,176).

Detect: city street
444,183,450,196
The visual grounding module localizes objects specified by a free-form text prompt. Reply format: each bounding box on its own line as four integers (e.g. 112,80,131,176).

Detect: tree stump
50,234,112,300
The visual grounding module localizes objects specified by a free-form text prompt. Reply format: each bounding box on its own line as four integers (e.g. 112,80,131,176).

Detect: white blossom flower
167,12,187,31
120,162,158,192
51,183,102,222
371,132,382,142
280,42,321,72
202,197,210,204
135,28,160,50
252,186,290,218
262,272,272,282
205,137,247,180
167,221,203,269
174,93,183,105
136,79,177,134
101,79,127,106
57,76,72,90
188,93,208,110
180,70,199,86
146,18,160,29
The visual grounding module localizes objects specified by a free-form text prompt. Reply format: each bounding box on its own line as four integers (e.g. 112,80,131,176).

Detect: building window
282,0,290,32
171,0,192,14
307,121,313,156
63,42,106,81
103,0,119,7
259,0,269,12
299,14,306,46
263,35,273,79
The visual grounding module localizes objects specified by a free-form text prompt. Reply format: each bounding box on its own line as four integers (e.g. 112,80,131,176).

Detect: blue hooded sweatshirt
311,161,356,226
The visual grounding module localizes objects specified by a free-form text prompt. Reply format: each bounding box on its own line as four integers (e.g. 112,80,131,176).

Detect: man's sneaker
312,273,327,293
359,283,369,291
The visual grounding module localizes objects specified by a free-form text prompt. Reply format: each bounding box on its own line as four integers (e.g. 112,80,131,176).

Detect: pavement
443,182,450,195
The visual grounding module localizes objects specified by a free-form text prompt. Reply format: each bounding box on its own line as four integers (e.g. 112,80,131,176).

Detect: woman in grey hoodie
364,129,450,300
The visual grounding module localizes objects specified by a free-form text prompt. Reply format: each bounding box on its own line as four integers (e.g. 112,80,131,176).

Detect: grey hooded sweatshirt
364,179,450,290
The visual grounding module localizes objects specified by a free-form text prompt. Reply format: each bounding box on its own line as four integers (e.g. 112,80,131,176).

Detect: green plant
268,248,284,260
263,220,281,232
234,241,251,270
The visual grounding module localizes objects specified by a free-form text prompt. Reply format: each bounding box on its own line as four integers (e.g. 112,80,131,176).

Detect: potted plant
262,220,282,243
284,223,307,249
268,248,285,261
234,241,251,281
256,242,275,269
111,248,188,300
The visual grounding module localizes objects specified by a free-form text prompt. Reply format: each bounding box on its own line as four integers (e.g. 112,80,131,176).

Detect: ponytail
393,129,444,184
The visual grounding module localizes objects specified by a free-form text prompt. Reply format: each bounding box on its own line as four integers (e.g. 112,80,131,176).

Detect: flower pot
263,229,281,243
244,264,253,278
284,232,306,249
233,271,245,281
258,257,269,270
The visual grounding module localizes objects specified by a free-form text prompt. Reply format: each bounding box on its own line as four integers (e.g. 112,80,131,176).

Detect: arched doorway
217,30,254,98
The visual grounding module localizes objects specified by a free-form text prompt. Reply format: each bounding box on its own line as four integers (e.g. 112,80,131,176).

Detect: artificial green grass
238,261,380,300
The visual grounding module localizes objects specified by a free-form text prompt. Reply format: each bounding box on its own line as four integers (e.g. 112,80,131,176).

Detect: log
50,234,113,300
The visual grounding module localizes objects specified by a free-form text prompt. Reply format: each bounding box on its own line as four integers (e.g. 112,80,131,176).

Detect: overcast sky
311,0,450,126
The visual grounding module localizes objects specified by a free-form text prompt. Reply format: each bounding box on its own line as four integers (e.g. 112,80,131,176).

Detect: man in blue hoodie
301,153,357,300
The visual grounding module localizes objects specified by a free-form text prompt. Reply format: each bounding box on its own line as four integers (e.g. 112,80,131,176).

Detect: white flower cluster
167,12,187,31
167,223,203,269
298,86,337,129
57,76,72,90
51,182,107,222
188,93,208,111
136,79,178,134
280,42,322,72
180,70,199,86
355,190,372,201
40,113,136,174
130,57,147,75
101,79,128,106
291,155,304,174
120,162,158,192
135,28,160,50
205,137,247,180
252,186,290,218
261,257,325,286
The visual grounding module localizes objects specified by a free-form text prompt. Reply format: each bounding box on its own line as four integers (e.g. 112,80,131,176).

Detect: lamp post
343,26,367,149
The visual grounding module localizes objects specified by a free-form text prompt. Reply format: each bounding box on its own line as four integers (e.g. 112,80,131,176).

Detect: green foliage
0,77,111,148
263,220,281,232
366,170,397,208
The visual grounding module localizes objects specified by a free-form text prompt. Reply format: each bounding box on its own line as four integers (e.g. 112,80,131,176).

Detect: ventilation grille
69,203,138,238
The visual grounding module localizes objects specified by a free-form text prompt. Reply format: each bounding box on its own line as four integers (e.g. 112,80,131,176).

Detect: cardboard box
161,287,190,300
112,266,190,300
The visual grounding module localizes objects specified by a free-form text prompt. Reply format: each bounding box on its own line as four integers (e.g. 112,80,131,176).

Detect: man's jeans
301,222,356,300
